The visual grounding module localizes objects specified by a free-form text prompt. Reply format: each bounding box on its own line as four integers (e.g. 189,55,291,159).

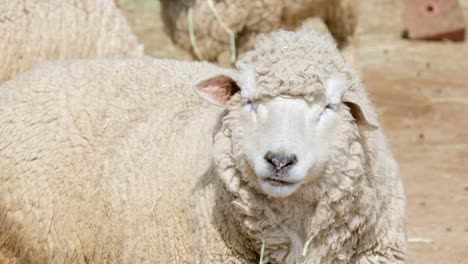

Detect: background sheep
0,0,143,82
159,0,356,64
0,29,406,263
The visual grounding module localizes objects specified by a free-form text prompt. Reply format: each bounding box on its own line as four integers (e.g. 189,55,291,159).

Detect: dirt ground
120,1,468,263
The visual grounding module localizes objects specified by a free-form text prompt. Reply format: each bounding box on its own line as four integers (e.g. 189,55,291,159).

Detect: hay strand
302,236,314,258
259,239,269,264
188,7,205,60
207,0,237,63
408,237,433,244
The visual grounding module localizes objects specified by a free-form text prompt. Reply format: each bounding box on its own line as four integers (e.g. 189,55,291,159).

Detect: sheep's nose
264,151,297,170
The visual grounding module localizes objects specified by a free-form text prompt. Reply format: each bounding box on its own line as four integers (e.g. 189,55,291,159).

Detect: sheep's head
194,30,381,198
194,69,378,198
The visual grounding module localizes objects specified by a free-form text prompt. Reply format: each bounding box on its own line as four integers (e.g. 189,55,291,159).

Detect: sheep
160,0,356,64
191,29,408,263
0,29,406,264
0,0,143,82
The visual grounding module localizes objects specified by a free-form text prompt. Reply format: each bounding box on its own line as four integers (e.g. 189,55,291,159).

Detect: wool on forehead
236,29,355,102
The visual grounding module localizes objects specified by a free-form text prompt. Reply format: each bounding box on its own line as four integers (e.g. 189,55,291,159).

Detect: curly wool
236,30,354,102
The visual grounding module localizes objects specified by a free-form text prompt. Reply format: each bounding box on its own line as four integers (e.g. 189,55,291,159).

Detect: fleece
0,58,235,263
160,0,356,63
0,0,143,82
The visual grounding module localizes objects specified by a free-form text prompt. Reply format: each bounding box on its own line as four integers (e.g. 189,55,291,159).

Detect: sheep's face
195,72,377,197
238,96,343,197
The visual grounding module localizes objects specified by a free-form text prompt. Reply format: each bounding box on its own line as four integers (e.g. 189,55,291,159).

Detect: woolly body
0,0,143,82
0,30,406,263
160,0,356,63
0,59,234,263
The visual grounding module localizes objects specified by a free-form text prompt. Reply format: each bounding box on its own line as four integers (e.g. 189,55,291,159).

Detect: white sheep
160,0,356,64
0,0,143,82
192,29,407,263
0,29,406,263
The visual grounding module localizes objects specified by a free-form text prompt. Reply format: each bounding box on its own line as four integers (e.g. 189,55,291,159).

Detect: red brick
403,0,465,41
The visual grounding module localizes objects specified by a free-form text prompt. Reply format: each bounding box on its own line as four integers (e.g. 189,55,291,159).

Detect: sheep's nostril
264,151,297,170
285,154,297,167
264,151,275,167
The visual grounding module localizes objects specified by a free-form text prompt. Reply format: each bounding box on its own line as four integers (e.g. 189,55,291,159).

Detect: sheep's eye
318,103,338,120
243,98,258,111
325,103,337,111
250,102,258,112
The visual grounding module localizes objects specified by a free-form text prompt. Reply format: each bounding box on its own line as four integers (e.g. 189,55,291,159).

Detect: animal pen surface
120,0,468,263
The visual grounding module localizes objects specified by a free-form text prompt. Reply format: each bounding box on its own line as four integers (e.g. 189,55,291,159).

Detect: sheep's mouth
263,177,298,187
258,176,302,197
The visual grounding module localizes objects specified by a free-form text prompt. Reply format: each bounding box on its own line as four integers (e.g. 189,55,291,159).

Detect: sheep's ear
342,92,379,129
193,74,240,107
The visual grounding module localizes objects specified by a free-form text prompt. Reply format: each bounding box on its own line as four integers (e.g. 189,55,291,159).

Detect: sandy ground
120,1,468,263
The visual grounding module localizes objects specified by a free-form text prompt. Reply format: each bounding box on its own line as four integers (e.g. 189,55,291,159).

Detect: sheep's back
0,58,224,263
